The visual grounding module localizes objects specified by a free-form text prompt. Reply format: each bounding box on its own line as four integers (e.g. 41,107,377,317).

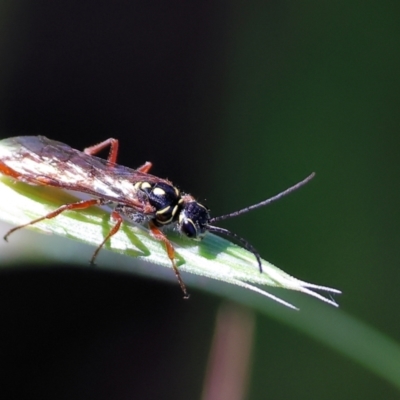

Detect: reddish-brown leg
84,138,119,164
4,199,125,264
84,139,153,174
4,198,103,241
149,222,189,299
136,161,153,174
0,161,21,179
90,210,123,264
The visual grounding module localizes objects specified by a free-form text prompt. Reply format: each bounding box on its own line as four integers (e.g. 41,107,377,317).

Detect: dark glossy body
0,135,315,297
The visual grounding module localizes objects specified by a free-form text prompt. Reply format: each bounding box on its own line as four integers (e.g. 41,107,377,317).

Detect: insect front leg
149,221,189,299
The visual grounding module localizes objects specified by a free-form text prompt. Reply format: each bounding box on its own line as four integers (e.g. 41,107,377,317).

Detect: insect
0,136,315,298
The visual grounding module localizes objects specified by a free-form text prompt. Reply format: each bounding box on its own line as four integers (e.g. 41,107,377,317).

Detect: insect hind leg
3,198,104,241
83,138,153,174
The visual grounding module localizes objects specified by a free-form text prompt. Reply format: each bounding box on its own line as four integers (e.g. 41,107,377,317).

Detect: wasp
0,136,315,298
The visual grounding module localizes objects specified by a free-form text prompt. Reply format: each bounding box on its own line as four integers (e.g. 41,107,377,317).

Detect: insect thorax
133,181,211,239
134,181,183,226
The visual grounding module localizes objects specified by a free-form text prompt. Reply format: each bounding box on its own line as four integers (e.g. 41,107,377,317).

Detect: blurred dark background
1,1,400,399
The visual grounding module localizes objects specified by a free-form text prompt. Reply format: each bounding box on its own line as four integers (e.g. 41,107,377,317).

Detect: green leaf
0,174,340,309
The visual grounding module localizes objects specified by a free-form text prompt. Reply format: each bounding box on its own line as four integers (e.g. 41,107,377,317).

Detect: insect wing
0,136,163,213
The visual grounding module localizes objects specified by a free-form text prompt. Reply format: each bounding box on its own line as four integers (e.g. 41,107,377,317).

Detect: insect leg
136,162,153,174
90,210,123,264
83,139,152,173
149,221,189,299
3,198,104,241
0,161,21,179
84,138,119,164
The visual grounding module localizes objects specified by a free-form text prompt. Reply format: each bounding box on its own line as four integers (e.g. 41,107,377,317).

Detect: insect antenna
209,172,315,224
207,172,316,273
207,225,263,272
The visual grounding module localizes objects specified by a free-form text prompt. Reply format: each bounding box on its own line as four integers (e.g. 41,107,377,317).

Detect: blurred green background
0,1,399,399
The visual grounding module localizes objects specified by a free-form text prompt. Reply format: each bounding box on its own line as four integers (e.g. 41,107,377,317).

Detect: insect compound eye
179,201,210,239
180,219,197,238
